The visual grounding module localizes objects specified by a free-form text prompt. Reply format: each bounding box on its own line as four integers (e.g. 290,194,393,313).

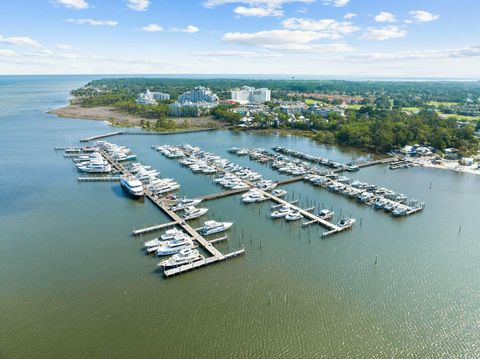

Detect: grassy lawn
305,99,323,105
401,107,421,113
427,101,458,107
440,113,480,122
346,104,363,110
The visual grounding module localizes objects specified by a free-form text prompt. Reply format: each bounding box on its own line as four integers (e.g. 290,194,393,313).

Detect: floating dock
80,132,124,142
132,221,179,236
98,149,244,277
78,176,121,182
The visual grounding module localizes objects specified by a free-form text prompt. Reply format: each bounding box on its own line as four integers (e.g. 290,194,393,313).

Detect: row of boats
144,221,233,268
231,147,424,217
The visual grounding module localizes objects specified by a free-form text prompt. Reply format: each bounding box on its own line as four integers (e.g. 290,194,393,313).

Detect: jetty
132,221,179,236
77,176,121,182
98,149,244,277
157,145,348,237
80,131,124,142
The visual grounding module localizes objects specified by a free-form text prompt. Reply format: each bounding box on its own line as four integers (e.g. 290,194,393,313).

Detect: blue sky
0,0,479,77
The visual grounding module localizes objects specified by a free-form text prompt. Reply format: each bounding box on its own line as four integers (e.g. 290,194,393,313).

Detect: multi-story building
168,101,216,117
231,86,271,104
178,86,219,103
136,89,170,105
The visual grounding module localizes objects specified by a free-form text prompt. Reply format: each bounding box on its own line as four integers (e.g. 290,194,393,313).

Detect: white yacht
271,189,287,198
337,218,356,228
318,209,334,220
271,205,291,218
155,237,194,256
242,191,267,203
158,248,204,268
199,220,233,236
182,206,209,220
161,227,184,241
171,198,203,211
120,175,144,198
285,210,304,221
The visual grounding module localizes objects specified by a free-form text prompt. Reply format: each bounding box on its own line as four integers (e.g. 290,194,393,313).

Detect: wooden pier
163,249,245,277
80,131,124,142
173,146,346,236
98,149,243,277
276,176,305,186
78,176,121,182
132,221,179,236
198,187,250,202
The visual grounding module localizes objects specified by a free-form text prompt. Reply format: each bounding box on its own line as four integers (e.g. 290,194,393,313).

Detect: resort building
178,86,219,103
231,86,271,104
168,101,216,117
136,89,170,105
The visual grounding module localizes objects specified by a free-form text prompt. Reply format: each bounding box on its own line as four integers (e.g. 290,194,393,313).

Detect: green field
440,113,480,122
427,101,458,107
304,99,324,105
401,107,421,113
346,104,363,110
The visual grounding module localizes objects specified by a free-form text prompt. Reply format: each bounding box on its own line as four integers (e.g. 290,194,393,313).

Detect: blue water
1,76,480,359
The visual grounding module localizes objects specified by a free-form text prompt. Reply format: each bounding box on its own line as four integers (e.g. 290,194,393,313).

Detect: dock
98,149,243,277
198,187,250,202
80,131,124,142
162,145,347,236
276,176,305,186
132,221,179,236
78,176,121,182
163,249,245,277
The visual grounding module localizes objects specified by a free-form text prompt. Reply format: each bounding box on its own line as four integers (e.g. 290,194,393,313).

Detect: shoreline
408,156,480,176
48,103,222,129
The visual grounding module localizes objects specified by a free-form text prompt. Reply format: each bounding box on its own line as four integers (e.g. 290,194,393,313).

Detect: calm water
1,76,480,359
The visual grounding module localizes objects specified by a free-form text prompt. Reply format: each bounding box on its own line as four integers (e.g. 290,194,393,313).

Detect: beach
49,102,221,129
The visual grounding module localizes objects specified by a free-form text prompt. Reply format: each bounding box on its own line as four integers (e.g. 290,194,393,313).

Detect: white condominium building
231,86,271,104
136,89,170,105
178,86,219,103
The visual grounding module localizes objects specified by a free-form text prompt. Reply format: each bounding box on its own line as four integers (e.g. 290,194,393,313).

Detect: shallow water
1,76,480,359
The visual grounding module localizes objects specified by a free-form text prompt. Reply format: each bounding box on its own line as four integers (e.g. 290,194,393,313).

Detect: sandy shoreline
409,156,480,176
48,103,220,128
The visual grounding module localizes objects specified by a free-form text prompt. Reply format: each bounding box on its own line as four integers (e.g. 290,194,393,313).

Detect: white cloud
347,46,480,62
51,0,89,10
172,25,200,33
375,12,396,23
223,29,352,52
343,13,356,19
56,43,73,50
204,0,313,7
0,35,41,47
409,10,440,23
141,24,163,32
323,0,349,7
67,19,118,26
234,5,283,17
360,26,406,41
193,50,283,58
0,49,16,57
127,0,150,11
282,17,359,38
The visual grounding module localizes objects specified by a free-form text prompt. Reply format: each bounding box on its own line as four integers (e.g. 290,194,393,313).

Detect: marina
153,144,350,235
229,147,425,217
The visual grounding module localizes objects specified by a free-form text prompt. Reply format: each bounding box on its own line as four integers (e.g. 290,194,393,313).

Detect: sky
0,0,479,77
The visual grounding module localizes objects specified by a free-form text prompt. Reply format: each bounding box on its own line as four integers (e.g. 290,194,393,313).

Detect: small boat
170,198,202,211
120,175,144,198
145,232,189,253
158,248,204,268
199,220,233,236
285,210,304,221
160,227,183,241
318,209,334,220
337,218,356,228
242,191,267,203
271,189,287,198
182,206,209,220
155,237,194,256
271,205,291,218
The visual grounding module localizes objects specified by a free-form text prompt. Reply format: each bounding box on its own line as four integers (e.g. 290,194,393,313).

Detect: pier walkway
98,149,244,277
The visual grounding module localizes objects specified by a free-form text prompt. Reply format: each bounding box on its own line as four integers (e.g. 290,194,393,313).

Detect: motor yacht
318,209,334,220
182,206,209,220
158,248,204,268
199,220,233,236
155,237,194,256
120,175,144,198
337,218,356,228
285,210,304,221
